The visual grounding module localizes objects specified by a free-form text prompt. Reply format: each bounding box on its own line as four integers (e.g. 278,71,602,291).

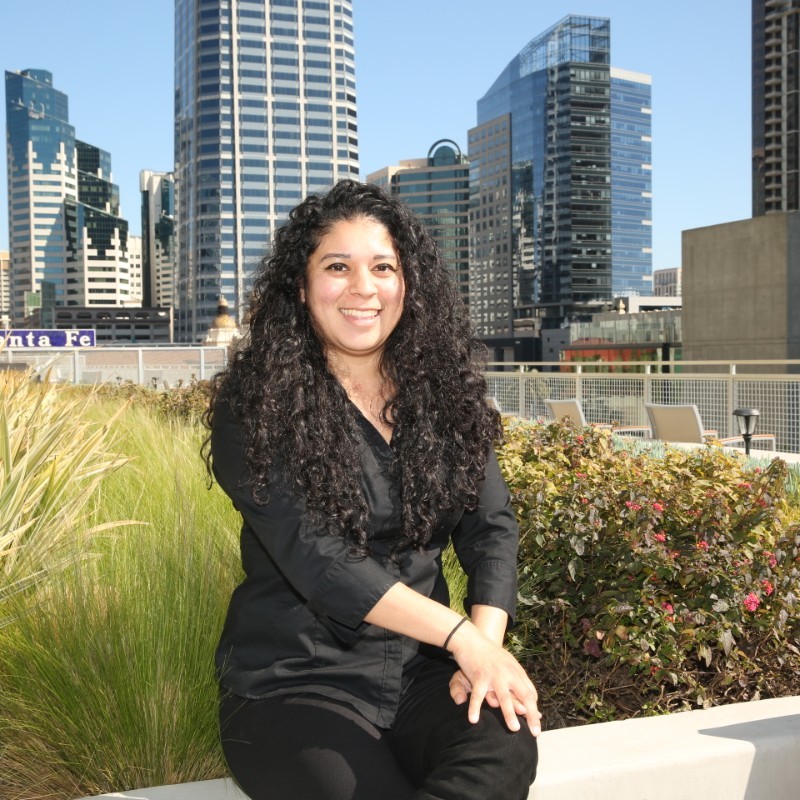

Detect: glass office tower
5,69,130,322
5,69,75,322
140,170,176,308
610,68,652,296
174,0,359,341
469,16,652,349
752,0,800,215
368,139,470,306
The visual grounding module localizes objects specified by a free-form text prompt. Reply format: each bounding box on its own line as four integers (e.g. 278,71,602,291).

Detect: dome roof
210,296,237,330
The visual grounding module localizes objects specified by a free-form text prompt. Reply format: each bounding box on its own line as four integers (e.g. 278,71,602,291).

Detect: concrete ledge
530,695,800,800
82,696,800,800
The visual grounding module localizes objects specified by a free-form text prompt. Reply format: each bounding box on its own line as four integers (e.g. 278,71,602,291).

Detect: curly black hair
206,179,501,558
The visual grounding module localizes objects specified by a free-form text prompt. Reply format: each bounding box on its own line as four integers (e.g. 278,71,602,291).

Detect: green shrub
92,379,212,425
499,418,800,727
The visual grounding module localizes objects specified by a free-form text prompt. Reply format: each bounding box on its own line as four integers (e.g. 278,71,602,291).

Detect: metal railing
3,350,799,455
0,345,230,387
486,360,800,455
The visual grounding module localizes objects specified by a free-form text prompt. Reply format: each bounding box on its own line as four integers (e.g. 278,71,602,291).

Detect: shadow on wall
699,713,800,800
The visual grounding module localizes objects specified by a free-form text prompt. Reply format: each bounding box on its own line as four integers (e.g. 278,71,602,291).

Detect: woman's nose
348,266,377,296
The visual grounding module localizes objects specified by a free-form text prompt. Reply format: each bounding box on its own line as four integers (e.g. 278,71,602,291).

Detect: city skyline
1,0,750,271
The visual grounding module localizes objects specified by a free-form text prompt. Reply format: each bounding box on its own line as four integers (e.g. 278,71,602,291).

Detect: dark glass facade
368,140,470,305
470,16,652,343
174,0,359,342
752,0,800,214
141,170,176,307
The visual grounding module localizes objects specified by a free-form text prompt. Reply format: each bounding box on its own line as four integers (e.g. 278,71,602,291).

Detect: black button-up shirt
212,400,519,728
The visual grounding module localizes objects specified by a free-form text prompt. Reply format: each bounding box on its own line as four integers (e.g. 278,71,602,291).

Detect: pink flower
625,500,642,511
654,532,666,542
697,540,709,551
743,593,760,612
661,602,674,614
763,551,778,569
652,502,665,512
575,471,587,478
670,550,681,559
761,579,774,596
754,467,762,474
737,482,752,490
576,435,585,444
580,497,590,505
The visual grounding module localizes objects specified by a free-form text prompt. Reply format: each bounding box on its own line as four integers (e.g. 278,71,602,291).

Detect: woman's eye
374,263,397,273
326,262,348,272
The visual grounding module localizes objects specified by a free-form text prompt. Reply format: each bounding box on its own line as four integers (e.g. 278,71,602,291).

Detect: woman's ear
299,286,306,304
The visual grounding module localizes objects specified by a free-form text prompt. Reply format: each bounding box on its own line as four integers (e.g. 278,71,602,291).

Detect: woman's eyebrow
319,252,350,260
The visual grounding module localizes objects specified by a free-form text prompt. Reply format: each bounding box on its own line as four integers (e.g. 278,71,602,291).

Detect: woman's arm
364,584,541,736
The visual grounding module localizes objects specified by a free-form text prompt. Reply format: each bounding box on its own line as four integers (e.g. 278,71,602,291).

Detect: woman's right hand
447,622,542,736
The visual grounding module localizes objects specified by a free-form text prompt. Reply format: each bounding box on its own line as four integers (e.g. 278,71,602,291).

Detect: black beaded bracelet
443,617,468,650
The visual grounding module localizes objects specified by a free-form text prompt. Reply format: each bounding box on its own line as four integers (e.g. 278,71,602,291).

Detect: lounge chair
644,403,776,449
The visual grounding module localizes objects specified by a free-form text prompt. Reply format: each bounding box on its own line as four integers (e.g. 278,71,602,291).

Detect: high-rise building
367,140,470,305
468,16,652,357
127,234,144,305
140,170,176,308
0,250,10,322
610,68,653,296
4,69,130,323
174,0,359,342
752,0,800,215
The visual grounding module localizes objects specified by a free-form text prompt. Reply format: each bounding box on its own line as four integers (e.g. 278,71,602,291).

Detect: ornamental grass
0,393,240,799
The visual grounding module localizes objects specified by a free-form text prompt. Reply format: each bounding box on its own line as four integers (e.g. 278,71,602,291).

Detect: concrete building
468,16,652,360
752,0,800,215
367,139,470,306
4,69,131,323
653,267,682,297
174,0,359,341
127,234,143,306
682,214,800,368
0,250,9,323
25,305,174,344
140,170,175,309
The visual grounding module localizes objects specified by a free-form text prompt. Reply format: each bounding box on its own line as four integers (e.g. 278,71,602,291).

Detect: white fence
3,350,799,455
0,346,229,387
487,361,800,455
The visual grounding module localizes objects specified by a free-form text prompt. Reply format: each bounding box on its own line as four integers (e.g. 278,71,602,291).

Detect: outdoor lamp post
733,408,760,456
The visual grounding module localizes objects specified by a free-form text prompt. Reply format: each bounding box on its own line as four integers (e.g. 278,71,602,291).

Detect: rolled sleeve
211,401,399,631
452,447,520,623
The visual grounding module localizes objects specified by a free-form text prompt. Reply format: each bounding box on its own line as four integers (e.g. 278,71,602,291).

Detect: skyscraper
174,0,359,342
140,170,176,308
4,69,130,323
367,139,471,305
468,16,652,356
752,0,800,215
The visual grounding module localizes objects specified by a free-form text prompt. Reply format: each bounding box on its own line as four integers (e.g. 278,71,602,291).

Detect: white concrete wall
82,696,800,800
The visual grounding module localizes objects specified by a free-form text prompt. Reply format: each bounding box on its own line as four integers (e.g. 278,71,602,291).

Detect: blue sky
2,0,751,270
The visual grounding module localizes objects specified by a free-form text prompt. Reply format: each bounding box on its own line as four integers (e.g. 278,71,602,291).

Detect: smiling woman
203,180,539,800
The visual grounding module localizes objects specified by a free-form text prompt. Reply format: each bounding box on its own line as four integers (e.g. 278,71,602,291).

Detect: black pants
220,660,538,800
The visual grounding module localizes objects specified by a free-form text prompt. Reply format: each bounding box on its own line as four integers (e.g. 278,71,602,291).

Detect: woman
207,180,540,800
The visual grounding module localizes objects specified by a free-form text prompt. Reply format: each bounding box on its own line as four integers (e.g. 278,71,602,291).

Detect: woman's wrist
443,617,468,651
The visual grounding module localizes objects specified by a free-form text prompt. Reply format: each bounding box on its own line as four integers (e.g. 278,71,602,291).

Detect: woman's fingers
448,670,471,705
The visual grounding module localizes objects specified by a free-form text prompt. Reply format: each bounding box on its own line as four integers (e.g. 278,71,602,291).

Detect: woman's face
303,216,405,366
